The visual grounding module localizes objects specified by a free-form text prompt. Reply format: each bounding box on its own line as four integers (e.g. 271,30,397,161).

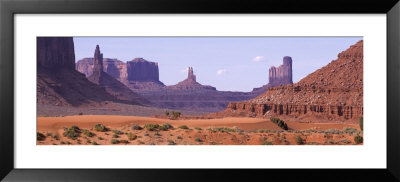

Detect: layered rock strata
217,40,363,121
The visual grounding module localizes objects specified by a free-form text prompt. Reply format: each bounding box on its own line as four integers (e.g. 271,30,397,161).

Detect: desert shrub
112,134,119,138
295,136,304,145
343,127,358,134
171,111,181,119
92,141,99,145
159,123,173,131
60,141,65,144
354,135,363,144
127,133,137,140
144,123,159,131
78,112,83,115
138,140,145,144
359,117,363,131
111,139,119,144
324,129,341,135
120,140,129,144
165,111,169,116
82,130,94,137
37,132,46,141
262,141,273,145
177,136,183,139
194,126,202,130
112,130,124,135
98,136,104,140
63,126,81,140
270,117,288,130
94,124,108,132
178,125,189,130
66,141,71,145
194,137,202,142
167,140,176,145
46,132,53,137
154,131,161,136
131,125,143,130
339,139,351,144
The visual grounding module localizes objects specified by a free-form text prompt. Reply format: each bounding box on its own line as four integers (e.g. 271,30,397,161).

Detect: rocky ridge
217,40,363,121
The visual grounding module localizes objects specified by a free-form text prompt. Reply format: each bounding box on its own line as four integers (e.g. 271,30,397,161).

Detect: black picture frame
1,0,399,181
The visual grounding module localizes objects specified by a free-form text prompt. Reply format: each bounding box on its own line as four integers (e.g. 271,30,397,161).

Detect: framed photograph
1,0,399,181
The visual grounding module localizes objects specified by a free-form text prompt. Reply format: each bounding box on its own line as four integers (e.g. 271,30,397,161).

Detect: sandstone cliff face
127,58,160,82
218,40,363,122
87,45,150,106
269,56,293,87
37,37,76,69
76,57,165,91
76,58,127,81
37,37,118,106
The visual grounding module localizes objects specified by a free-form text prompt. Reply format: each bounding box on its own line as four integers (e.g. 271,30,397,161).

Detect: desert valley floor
37,114,362,145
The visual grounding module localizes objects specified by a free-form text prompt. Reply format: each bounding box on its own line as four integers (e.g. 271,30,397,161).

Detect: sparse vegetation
195,137,202,142
144,123,159,131
82,129,94,137
127,133,137,140
112,134,119,138
262,141,273,145
131,125,143,130
94,124,108,132
37,132,46,141
111,139,119,144
165,111,169,116
98,136,104,140
359,117,363,131
120,140,129,144
178,125,189,130
159,123,173,131
78,112,83,115
295,135,304,145
92,141,99,145
194,126,202,130
63,126,81,140
354,135,363,144
171,111,181,119
270,117,289,130
177,136,183,140
168,140,176,145
112,130,124,135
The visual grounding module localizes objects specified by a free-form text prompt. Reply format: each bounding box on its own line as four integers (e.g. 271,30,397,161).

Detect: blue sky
74,37,362,92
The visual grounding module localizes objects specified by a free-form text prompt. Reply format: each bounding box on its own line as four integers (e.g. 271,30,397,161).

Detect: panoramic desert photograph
37,37,363,145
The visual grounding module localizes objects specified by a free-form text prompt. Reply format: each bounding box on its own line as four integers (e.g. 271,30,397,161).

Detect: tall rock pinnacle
187,67,196,82
93,45,104,73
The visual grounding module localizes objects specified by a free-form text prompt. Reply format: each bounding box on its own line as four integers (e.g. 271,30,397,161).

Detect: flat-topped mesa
268,56,293,87
127,58,160,82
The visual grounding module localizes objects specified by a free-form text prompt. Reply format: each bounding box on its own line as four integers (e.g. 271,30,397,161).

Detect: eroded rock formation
216,40,363,122
87,45,150,106
76,58,127,81
168,67,216,91
37,37,117,106
269,56,293,87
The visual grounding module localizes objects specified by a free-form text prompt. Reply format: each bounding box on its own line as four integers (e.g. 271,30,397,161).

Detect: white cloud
180,68,189,73
217,69,227,75
253,56,264,62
